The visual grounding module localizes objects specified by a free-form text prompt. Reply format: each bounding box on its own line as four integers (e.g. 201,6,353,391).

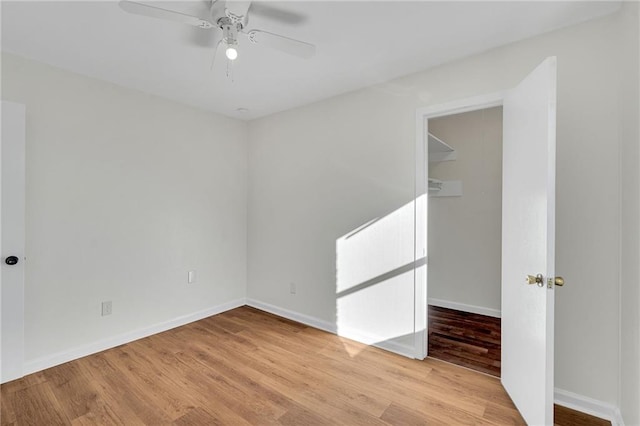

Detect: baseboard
22,298,247,377
246,298,419,359
428,298,501,318
337,326,417,359
555,388,624,425
245,298,336,334
374,340,417,359
22,297,417,378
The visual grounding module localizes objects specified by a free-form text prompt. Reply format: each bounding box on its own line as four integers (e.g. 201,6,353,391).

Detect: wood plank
277,405,334,426
7,382,68,425
380,403,430,426
77,351,171,425
172,407,225,426
483,400,527,425
69,397,127,426
43,361,100,421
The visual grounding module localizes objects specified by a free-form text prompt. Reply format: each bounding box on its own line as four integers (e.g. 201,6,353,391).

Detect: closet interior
426,106,503,377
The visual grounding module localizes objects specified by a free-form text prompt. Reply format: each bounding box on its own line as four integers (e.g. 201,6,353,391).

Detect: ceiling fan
119,0,316,66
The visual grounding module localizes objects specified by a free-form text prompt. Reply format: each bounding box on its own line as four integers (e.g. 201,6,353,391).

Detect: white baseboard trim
22,298,247,377
555,388,624,425
337,326,417,359
374,340,417,359
246,298,418,359
246,298,336,334
428,298,501,318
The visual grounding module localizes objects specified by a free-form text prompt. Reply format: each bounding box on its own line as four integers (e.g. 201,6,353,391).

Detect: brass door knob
555,276,565,287
526,274,544,287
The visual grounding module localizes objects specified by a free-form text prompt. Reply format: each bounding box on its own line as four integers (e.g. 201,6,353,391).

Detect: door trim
1,101,26,383
414,91,505,359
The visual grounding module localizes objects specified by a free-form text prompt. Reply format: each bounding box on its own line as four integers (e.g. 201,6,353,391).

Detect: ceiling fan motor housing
219,17,241,46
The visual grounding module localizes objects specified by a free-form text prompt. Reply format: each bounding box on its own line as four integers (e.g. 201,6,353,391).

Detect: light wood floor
2,306,607,426
2,306,526,425
0,306,610,426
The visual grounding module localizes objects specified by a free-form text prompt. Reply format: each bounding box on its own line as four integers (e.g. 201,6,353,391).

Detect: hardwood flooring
428,305,502,377
1,306,609,425
3,306,525,425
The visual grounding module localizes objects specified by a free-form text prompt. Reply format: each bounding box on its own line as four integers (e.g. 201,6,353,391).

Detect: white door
1,101,26,383
502,57,557,425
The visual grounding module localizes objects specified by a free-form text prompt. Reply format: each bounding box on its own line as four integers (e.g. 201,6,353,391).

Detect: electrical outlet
188,270,196,284
290,282,296,295
101,301,112,316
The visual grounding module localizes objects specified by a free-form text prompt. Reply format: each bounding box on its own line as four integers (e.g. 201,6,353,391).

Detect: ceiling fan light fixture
225,44,238,60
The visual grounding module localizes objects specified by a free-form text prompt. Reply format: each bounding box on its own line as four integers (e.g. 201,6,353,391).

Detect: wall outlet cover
101,301,112,316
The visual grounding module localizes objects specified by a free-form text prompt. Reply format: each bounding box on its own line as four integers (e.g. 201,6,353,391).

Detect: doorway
426,106,503,377
415,57,557,425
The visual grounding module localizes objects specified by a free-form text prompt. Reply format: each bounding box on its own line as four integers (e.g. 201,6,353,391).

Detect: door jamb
413,91,506,360
1,101,26,383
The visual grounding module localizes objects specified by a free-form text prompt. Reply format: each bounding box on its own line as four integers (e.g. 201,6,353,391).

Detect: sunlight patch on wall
336,199,417,356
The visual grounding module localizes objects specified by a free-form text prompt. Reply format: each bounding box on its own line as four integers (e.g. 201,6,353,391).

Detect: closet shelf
428,132,462,197
429,178,444,191
429,179,463,197
429,132,457,162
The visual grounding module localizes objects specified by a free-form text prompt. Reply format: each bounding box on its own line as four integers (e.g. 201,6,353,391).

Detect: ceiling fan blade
119,1,214,29
249,3,307,26
246,30,315,59
187,27,218,47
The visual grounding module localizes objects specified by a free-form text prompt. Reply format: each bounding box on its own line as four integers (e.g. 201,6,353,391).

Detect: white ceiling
2,1,620,120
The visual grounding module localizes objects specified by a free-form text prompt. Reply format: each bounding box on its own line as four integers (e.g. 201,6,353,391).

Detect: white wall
619,3,640,425
248,83,418,349
248,7,637,409
428,107,502,315
1,53,248,366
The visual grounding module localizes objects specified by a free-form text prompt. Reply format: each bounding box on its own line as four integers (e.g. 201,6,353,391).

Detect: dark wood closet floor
427,305,611,426
428,305,501,377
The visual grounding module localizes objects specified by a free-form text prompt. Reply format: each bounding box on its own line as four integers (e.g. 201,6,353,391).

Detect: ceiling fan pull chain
226,58,234,82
